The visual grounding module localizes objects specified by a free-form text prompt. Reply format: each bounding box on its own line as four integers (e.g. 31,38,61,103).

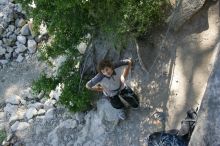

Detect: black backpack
147,108,198,146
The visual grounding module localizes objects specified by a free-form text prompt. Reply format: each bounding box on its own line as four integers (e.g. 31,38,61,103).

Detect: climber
86,59,139,120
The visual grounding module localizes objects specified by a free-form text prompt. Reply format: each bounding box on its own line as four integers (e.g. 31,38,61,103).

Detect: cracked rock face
189,43,220,146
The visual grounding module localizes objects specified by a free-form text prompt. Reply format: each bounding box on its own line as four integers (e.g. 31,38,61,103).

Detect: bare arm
121,59,132,82
86,73,104,92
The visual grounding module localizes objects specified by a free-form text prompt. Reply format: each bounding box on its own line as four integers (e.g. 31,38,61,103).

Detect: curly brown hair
98,60,113,72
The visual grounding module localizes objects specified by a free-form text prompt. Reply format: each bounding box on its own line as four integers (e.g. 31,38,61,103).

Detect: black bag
147,108,198,146
148,132,187,146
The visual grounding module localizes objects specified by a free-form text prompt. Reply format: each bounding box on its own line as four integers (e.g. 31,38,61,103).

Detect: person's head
98,60,114,77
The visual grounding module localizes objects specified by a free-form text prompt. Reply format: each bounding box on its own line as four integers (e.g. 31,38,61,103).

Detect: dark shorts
109,86,139,109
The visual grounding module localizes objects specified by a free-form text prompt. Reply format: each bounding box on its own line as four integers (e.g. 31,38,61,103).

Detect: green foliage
58,72,92,112
56,57,93,112
32,57,93,112
0,130,6,144
32,74,59,95
17,0,168,112
16,0,168,58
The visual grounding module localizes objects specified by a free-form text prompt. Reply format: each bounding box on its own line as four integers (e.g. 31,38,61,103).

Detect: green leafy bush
56,57,93,112
17,0,168,112
32,74,59,95
32,57,93,112
16,0,168,59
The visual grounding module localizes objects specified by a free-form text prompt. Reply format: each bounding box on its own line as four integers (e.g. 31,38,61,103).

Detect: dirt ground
0,55,47,106
0,1,219,146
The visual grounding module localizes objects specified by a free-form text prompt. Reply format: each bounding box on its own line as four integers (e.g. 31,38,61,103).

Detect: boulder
20,24,30,36
37,91,45,99
15,43,27,53
5,52,11,60
16,54,24,62
3,38,14,46
6,47,13,53
0,0,10,5
5,95,21,105
20,87,35,99
17,19,26,27
44,99,56,110
11,121,30,132
11,121,19,132
37,109,46,116
189,43,220,145
77,42,87,54
27,102,44,110
9,113,24,124
25,107,37,120
45,108,54,120
49,84,62,101
0,47,6,55
169,0,206,31
17,35,26,44
80,34,120,74
7,25,15,32
0,60,9,65
27,39,37,53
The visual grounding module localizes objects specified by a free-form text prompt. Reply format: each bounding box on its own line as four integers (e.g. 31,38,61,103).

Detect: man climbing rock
86,59,139,120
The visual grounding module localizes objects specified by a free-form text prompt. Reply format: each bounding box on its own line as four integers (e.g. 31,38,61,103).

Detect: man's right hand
95,86,103,92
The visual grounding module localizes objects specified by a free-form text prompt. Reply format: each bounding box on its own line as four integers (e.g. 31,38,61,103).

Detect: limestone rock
189,43,220,145
17,35,26,44
20,24,30,36
14,3,22,13
2,141,10,146
27,102,44,110
0,60,9,65
9,113,24,124
3,38,14,46
37,109,46,116
37,91,45,99
47,119,78,146
5,95,21,105
169,0,206,31
5,52,11,60
7,25,15,32
15,18,26,28
6,47,13,53
11,121,30,132
20,88,35,99
44,99,56,110
27,39,37,53
45,108,54,119
25,107,37,120
16,122,30,131
20,99,26,105
0,47,6,55
0,0,9,5
11,121,19,132
16,54,24,62
15,43,27,53
77,42,87,54
49,84,63,101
